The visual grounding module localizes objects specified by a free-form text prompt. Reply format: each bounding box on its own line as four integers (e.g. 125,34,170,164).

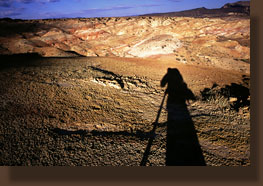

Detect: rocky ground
0,55,250,166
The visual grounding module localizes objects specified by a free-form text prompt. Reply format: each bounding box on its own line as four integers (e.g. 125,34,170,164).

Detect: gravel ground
0,55,250,166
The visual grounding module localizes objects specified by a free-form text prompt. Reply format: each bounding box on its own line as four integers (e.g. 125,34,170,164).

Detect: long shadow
161,68,206,166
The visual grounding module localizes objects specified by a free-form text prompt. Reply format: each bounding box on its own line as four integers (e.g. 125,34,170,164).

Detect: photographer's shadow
161,68,206,166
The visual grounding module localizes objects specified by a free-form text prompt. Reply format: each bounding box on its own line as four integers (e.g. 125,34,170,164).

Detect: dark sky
0,0,249,20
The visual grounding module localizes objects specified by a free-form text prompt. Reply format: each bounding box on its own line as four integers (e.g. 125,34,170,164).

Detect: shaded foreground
0,55,250,166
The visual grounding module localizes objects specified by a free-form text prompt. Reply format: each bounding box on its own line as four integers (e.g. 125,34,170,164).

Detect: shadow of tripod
140,92,167,166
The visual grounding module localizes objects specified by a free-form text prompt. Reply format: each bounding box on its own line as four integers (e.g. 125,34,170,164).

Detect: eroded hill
0,15,249,73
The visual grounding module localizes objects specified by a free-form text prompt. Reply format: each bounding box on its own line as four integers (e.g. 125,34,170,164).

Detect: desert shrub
200,82,250,111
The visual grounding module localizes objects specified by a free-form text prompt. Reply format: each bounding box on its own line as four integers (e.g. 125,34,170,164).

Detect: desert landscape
0,1,250,166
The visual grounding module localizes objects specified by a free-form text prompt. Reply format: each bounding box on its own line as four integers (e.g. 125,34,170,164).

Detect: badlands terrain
0,2,250,166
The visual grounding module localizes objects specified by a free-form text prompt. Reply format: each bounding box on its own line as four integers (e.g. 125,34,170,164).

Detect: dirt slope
0,56,250,166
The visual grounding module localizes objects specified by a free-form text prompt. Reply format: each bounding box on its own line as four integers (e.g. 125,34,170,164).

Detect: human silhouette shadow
161,68,206,166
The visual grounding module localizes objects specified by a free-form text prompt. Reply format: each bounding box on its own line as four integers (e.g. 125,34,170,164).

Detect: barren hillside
0,14,249,73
